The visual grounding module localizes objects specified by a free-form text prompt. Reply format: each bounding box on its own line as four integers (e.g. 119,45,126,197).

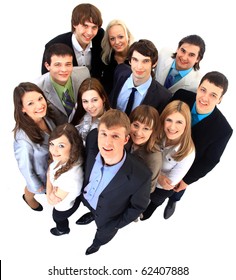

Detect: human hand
173,180,188,192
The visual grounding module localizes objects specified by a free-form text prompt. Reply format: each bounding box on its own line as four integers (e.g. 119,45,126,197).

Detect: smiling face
81,89,105,119
108,24,129,54
164,111,186,142
175,43,200,71
130,50,154,86
21,91,47,122
45,55,73,86
98,123,129,165
130,120,153,146
73,21,99,49
196,79,223,114
49,134,71,165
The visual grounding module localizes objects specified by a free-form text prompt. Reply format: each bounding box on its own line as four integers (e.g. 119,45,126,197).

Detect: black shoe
50,227,70,236
163,200,176,219
22,194,43,211
76,212,94,225
85,244,100,255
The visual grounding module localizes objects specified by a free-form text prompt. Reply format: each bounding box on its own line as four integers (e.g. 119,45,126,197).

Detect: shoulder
35,72,50,86
114,63,131,78
45,32,72,47
72,66,90,80
213,107,233,133
126,153,152,177
92,28,105,43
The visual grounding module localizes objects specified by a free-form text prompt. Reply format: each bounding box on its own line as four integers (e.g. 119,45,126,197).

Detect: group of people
13,3,233,255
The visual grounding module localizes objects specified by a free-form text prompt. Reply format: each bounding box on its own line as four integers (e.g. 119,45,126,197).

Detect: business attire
109,63,172,114
41,29,104,78
170,89,233,202
13,117,56,194
79,128,152,248
35,66,90,125
100,52,130,95
125,141,162,193
155,48,202,94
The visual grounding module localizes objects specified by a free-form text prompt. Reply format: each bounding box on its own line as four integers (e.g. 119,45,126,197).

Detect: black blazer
171,89,233,184
109,63,172,114
82,128,152,230
41,29,104,78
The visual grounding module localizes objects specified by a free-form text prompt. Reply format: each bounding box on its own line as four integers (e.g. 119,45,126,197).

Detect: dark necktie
164,68,179,88
62,89,75,116
125,87,136,115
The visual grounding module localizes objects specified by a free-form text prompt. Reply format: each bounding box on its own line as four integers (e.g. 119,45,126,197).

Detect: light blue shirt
191,102,212,126
170,61,192,84
84,151,126,209
117,74,152,112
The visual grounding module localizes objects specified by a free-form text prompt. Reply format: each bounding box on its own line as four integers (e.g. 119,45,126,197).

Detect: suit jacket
81,129,152,231
109,63,172,114
14,117,56,193
41,29,104,78
171,89,233,184
155,48,202,94
35,66,90,125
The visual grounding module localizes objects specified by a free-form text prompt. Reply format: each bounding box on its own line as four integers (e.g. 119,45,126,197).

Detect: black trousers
142,188,175,220
52,196,81,232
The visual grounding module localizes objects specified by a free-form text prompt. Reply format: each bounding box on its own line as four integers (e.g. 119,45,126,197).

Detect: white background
1,0,235,279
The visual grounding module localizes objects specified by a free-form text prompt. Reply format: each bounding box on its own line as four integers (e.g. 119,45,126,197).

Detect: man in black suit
41,3,104,78
76,109,152,255
163,71,233,219
109,39,172,115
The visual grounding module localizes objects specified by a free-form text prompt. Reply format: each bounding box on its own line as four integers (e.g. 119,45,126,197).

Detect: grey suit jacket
35,66,90,125
14,117,56,193
155,48,202,94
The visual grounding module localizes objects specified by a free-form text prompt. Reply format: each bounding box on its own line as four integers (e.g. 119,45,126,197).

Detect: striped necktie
164,68,179,88
62,89,75,116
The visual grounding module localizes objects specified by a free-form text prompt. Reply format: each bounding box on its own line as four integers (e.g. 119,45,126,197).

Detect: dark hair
199,71,228,96
172,35,206,71
71,77,110,125
71,3,103,32
48,123,84,179
128,39,158,77
13,82,54,143
44,43,74,65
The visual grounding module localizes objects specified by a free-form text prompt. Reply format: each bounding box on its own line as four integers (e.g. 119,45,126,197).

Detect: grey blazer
155,48,202,94
13,117,56,194
35,66,90,125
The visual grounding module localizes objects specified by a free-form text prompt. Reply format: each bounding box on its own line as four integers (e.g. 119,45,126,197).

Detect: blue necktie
62,89,75,116
125,87,136,115
164,68,179,88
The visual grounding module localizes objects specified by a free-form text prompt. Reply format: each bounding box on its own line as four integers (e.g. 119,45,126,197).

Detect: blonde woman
140,100,195,220
100,19,134,94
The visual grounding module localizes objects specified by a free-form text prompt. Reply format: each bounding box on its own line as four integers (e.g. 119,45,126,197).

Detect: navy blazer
171,89,233,184
81,128,152,230
41,29,104,78
109,63,172,114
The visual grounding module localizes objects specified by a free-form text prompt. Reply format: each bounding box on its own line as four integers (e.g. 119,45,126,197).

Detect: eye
112,135,119,139
58,144,65,148
49,142,54,146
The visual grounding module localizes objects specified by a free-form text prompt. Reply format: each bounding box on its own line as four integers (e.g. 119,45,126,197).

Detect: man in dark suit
41,3,104,78
109,39,172,115
163,71,233,219
76,109,152,255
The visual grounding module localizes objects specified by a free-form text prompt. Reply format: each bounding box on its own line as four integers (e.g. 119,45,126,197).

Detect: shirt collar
172,60,192,77
127,75,152,96
72,33,92,52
